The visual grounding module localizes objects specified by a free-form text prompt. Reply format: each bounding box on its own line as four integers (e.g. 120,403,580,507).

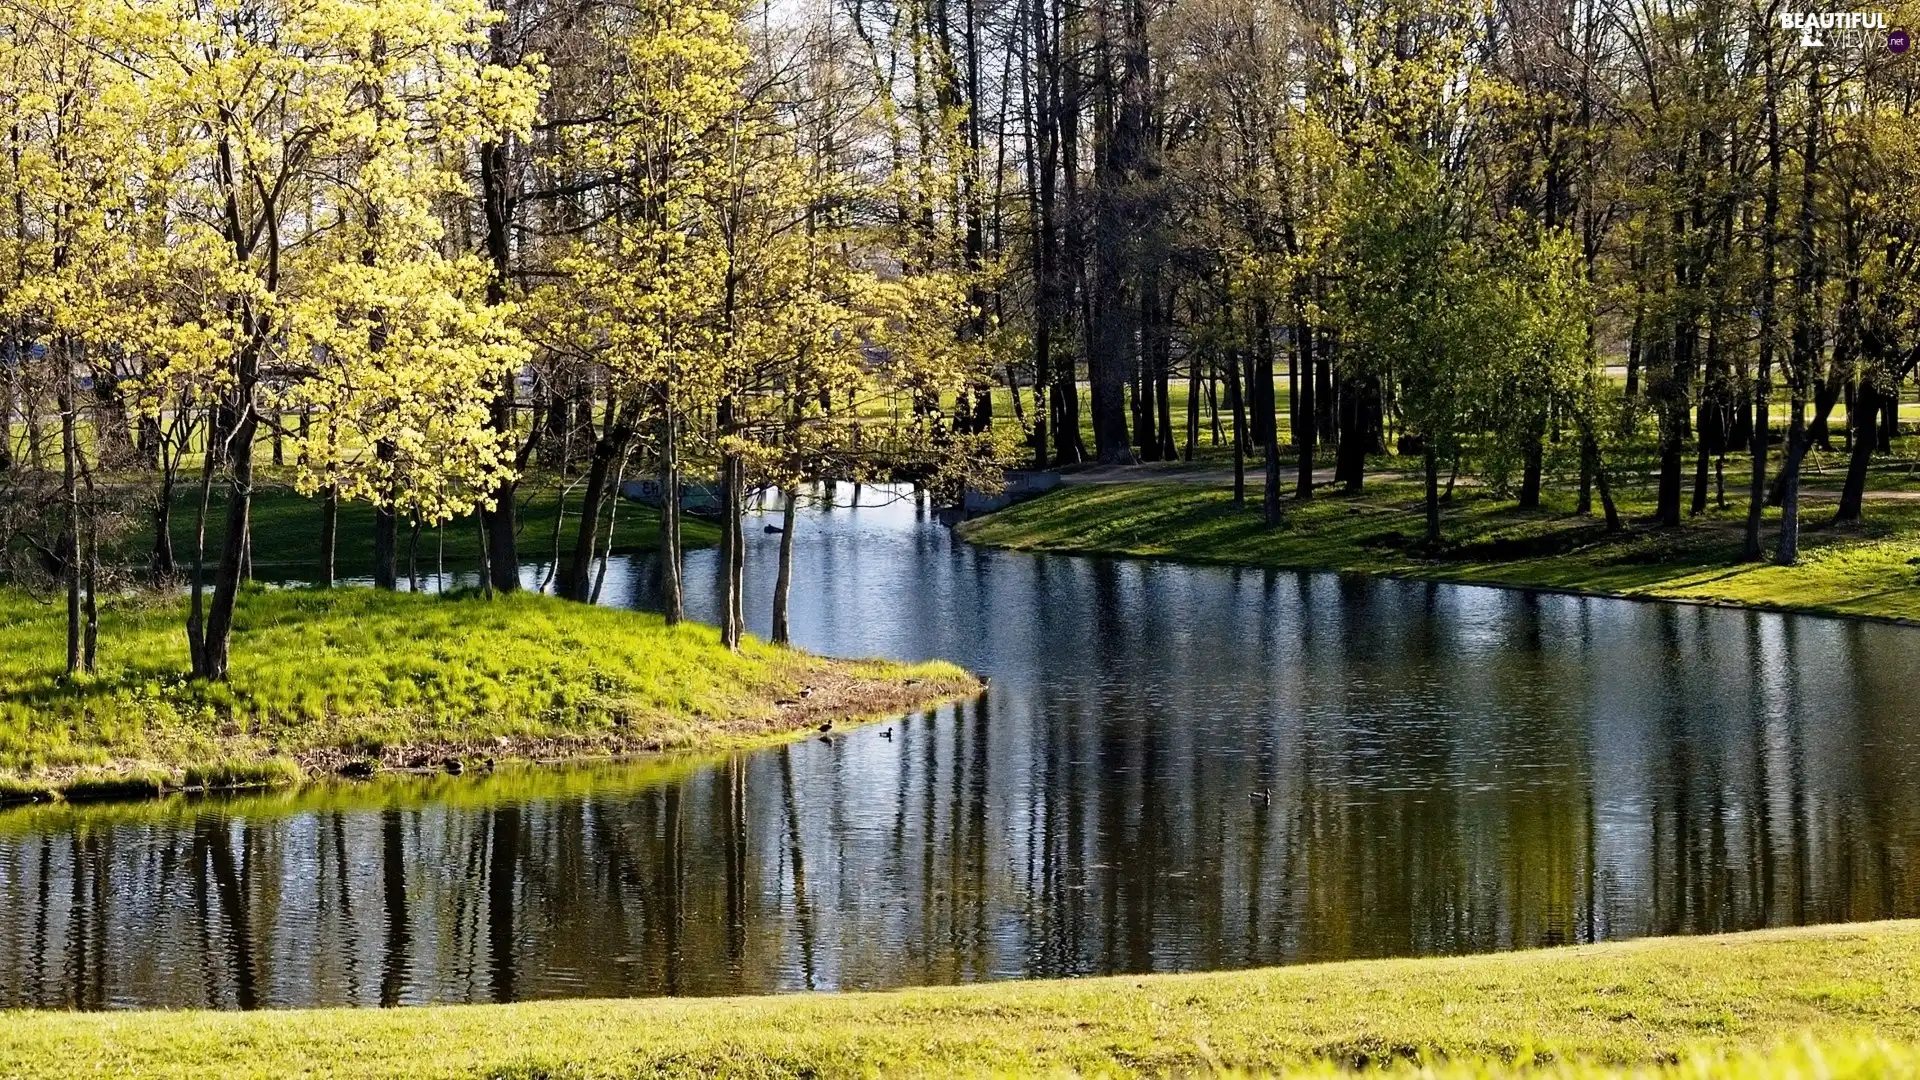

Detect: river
0,484,1915,1008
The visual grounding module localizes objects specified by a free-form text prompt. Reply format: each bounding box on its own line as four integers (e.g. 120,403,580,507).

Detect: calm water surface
2,485,1917,1009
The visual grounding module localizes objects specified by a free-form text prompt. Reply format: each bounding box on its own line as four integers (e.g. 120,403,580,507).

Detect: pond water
1,485,1917,1009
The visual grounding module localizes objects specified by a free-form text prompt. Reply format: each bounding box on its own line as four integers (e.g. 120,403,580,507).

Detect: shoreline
956,482,1920,628
0,664,980,808
0,587,980,809
967,522,1920,630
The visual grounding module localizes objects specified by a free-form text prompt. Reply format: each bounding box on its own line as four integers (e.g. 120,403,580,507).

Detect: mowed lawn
1,922,1916,1077
960,481,1920,623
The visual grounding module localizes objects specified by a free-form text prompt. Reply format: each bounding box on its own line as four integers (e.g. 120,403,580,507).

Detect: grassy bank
959,480,1920,622
1,921,1915,1077
0,586,975,802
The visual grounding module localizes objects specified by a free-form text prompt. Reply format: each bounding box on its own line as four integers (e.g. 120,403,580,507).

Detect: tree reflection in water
0,486,1915,1009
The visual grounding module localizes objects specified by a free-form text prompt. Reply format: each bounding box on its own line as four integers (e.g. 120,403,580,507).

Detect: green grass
0,586,976,799
960,479,1920,622
147,482,719,578
2,922,1917,1077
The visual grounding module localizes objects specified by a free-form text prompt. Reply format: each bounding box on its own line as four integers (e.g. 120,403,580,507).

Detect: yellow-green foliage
961,483,1920,623
0,586,970,788
0,922,1914,1078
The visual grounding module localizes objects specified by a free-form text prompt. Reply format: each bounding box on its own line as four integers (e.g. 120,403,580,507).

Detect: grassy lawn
148,482,720,579
0,921,1914,1077
959,480,1920,622
0,587,975,801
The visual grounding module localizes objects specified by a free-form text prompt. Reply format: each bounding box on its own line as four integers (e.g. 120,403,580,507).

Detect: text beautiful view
0,0,1916,1075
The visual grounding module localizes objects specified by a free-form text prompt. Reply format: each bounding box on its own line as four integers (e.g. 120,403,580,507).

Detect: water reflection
1,486,1917,1008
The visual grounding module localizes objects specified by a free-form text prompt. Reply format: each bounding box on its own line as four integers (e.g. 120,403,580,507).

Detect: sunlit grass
1,922,1915,1077
0,586,975,797
960,480,1920,622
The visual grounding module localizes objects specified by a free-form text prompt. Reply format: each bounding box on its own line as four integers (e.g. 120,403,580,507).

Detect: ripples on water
0,484,1916,1008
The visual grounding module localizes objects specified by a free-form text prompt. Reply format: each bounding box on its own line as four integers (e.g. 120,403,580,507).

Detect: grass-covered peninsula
3,921,1915,1078
960,480,1920,623
0,586,976,803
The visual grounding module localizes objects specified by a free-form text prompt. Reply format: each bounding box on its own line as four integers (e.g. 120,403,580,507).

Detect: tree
126,0,537,678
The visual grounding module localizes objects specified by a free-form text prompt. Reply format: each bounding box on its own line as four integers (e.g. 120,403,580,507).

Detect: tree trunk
1154,300,1175,461
1584,432,1622,531
1654,336,1688,526
1577,436,1593,515
1184,339,1199,461
0,337,13,474
476,511,493,598
1262,422,1282,528
1774,373,1844,560
1655,407,1684,527
1518,413,1544,509
657,406,683,624
1690,419,1712,517
320,485,338,587
185,432,216,673
719,451,745,650
478,85,521,594
1745,55,1782,560
152,467,177,579
1249,303,1277,448
1314,322,1335,444
771,489,797,645
61,370,80,677
372,438,398,589
566,406,632,602
197,403,257,681
82,506,97,673
1423,443,1441,550
1088,286,1134,463
482,473,519,594
407,515,422,591
1087,0,1149,465
1774,403,1804,557
1776,426,1807,564
1835,381,1880,523
1335,376,1366,494
1206,360,1222,444
373,506,398,591
590,446,631,605
1225,348,1246,505
1294,309,1315,500
1776,67,1825,561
